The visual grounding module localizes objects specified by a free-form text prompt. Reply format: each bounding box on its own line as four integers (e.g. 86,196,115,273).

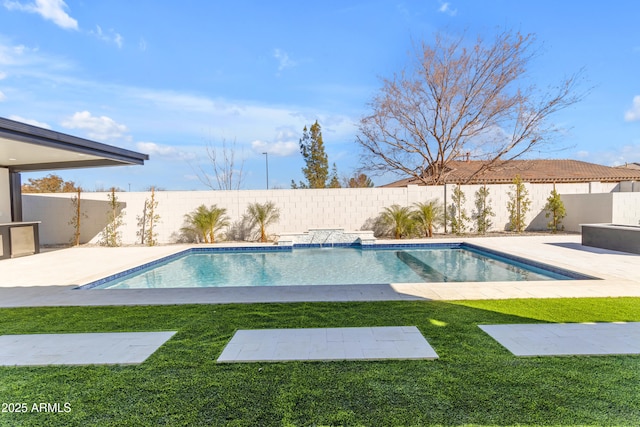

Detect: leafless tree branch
357,30,588,185
193,139,245,190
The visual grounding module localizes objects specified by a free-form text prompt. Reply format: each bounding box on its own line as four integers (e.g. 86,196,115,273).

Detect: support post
9,171,22,222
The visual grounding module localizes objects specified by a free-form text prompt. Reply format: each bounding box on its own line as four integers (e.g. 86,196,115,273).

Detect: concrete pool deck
1,235,639,307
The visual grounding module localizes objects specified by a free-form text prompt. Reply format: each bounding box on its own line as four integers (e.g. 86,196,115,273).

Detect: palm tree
182,204,229,243
412,200,444,238
204,205,230,243
182,205,208,243
380,204,414,239
247,201,280,242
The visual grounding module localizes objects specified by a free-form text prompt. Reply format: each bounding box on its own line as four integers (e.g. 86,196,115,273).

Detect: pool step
395,251,448,282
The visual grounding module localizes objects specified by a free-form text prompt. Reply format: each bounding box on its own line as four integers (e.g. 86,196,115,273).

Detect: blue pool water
87,244,585,290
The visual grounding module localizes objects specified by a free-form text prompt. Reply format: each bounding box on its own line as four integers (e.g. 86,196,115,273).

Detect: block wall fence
22,181,640,246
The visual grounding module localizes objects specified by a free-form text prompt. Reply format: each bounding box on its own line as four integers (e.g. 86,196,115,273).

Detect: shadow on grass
0,299,639,426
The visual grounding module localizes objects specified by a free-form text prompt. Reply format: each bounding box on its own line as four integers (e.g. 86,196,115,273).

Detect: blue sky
1,1,640,190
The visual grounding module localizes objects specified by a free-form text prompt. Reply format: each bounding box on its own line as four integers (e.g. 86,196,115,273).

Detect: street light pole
262,152,269,190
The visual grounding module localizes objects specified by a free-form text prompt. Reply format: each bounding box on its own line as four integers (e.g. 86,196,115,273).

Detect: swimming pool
82,243,592,290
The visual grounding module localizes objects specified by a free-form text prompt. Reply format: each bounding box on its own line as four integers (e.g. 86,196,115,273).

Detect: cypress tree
298,120,329,188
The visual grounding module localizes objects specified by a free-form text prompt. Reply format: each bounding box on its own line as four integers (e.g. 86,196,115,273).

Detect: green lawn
1,298,639,426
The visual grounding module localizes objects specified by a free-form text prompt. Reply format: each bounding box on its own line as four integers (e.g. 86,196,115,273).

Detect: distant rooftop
383,159,640,187
616,162,640,171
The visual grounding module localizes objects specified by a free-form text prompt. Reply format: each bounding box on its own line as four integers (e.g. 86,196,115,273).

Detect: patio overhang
0,116,148,258
0,117,148,173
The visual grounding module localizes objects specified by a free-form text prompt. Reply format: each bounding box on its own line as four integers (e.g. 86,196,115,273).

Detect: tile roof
383,159,640,186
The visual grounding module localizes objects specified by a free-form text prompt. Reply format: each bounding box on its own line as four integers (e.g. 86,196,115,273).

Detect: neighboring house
616,162,640,171
382,159,640,187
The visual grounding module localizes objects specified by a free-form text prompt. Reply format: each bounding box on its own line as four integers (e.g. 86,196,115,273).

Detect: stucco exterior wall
559,193,614,232
22,181,636,245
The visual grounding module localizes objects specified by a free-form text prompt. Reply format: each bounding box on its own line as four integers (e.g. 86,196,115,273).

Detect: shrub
448,185,469,235
545,188,566,233
137,187,161,246
100,188,124,247
68,187,86,246
226,213,254,241
507,175,531,233
473,184,495,235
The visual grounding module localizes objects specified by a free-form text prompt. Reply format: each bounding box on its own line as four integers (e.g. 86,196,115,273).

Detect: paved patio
0,235,639,307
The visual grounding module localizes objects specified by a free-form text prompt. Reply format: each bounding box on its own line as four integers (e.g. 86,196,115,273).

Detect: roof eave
0,117,149,169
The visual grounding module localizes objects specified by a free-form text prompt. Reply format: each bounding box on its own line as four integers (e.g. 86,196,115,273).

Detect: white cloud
0,42,31,66
0,71,6,80
114,33,123,49
608,143,640,166
251,128,300,157
576,150,589,158
3,0,78,30
273,48,297,73
438,1,457,16
90,25,124,48
0,39,76,75
251,139,298,157
135,141,195,160
139,38,147,52
8,115,51,128
0,36,357,162
130,88,219,113
581,142,640,166
0,90,5,101
61,111,129,141
624,95,640,122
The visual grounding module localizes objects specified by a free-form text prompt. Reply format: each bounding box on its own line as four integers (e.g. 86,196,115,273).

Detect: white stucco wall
559,193,614,232
22,182,635,245
0,168,11,223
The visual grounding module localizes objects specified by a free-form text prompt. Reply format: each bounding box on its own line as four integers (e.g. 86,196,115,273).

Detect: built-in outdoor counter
0,221,41,260
581,223,640,255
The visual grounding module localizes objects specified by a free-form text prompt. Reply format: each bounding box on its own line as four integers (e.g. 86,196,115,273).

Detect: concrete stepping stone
0,331,177,366
217,326,438,363
479,322,640,356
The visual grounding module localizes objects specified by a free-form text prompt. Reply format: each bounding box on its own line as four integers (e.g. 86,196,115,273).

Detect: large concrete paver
479,322,640,356
217,326,438,363
0,331,176,366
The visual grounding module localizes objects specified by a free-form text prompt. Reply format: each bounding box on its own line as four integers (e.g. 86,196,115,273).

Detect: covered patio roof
0,116,148,223
0,117,148,172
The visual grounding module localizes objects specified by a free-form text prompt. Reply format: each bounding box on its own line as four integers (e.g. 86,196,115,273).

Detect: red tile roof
383,160,640,186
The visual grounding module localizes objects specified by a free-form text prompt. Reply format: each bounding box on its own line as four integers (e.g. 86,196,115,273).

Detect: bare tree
195,139,245,190
357,30,585,184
